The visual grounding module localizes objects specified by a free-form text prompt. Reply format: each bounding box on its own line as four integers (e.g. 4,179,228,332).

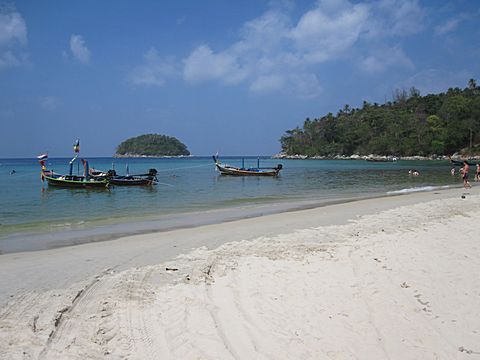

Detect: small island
115,134,190,157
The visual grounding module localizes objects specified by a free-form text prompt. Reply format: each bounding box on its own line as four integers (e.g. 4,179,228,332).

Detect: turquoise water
0,156,462,251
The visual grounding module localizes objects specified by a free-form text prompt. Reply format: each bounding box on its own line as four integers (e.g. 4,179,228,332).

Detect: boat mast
69,139,80,176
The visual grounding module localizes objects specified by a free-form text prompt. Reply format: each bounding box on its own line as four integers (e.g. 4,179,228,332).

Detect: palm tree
468,78,477,90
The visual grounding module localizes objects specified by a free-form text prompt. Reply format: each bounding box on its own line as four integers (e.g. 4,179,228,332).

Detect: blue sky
1,0,479,157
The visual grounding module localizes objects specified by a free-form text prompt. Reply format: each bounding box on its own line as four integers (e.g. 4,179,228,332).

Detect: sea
0,156,462,253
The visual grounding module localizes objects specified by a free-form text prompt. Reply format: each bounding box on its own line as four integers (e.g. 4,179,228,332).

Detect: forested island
115,134,190,157
280,80,480,158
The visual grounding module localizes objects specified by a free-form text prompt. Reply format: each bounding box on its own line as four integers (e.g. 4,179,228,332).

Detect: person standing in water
461,160,471,189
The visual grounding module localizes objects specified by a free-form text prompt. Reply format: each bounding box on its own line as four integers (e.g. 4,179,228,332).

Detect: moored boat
213,156,282,176
38,140,109,189
89,167,158,186
42,171,109,188
40,160,109,188
365,156,398,162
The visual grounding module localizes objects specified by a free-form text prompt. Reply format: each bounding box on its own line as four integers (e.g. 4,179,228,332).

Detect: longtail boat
449,157,478,167
41,171,109,188
89,166,158,186
38,140,109,189
213,155,282,176
365,156,398,162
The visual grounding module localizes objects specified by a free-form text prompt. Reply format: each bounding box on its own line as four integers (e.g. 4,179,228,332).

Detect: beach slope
1,188,479,359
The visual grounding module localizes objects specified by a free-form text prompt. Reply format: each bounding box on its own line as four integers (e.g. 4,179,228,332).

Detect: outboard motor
148,168,158,181
276,164,283,170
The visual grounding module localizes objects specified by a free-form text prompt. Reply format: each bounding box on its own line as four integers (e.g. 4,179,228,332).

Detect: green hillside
280,80,480,157
116,134,190,156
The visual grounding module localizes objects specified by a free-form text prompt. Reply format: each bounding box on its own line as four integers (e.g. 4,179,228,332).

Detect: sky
1,0,479,157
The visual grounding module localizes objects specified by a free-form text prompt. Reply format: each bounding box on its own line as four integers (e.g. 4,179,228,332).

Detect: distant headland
280,80,480,159
114,134,190,158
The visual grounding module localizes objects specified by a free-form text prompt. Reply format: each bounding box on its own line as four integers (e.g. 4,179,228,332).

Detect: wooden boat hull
43,174,109,188
89,168,158,186
365,158,396,162
109,177,154,186
215,163,280,176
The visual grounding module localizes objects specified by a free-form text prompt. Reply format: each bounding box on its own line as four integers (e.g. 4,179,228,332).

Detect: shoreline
0,186,475,301
0,194,377,254
273,153,480,161
0,184,479,358
0,184,460,254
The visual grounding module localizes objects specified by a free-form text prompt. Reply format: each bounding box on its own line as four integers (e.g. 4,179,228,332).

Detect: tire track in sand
38,267,116,359
115,266,166,360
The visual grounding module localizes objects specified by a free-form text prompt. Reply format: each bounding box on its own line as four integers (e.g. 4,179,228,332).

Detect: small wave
219,196,287,206
387,185,451,195
49,220,87,228
51,223,72,227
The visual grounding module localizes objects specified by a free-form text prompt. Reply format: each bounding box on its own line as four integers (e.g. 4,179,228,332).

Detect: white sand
1,187,480,359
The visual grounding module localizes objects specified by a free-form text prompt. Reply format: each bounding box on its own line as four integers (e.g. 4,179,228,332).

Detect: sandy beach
1,187,479,359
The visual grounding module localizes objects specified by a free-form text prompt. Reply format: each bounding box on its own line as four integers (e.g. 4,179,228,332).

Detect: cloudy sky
1,0,479,157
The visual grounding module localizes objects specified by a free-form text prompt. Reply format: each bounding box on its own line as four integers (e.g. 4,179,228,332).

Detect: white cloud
0,10,26,46
360,46,414,74
289,73,322,99
129,48,176,86
0,8,28,71
0,50,26,69
176,16,186,25
368,0,425,37
249,72,322,99
434,18,460,36
178,0,426,97
250,74,285,94
387,0,425,36
69,34,91,64
183,45,247,85
182,10,301,93
235,10,290,54
290,2,369,62
40,96,60,110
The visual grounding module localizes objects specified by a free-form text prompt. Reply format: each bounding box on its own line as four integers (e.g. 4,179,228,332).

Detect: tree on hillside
116,134,190,156
468,78,477,90
280,81,480,157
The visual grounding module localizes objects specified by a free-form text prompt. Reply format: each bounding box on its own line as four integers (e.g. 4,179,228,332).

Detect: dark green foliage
280,81,480,156
116,134,190,156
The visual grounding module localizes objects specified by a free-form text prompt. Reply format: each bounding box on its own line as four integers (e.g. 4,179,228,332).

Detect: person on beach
461,161,471,189
475,163,480,182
